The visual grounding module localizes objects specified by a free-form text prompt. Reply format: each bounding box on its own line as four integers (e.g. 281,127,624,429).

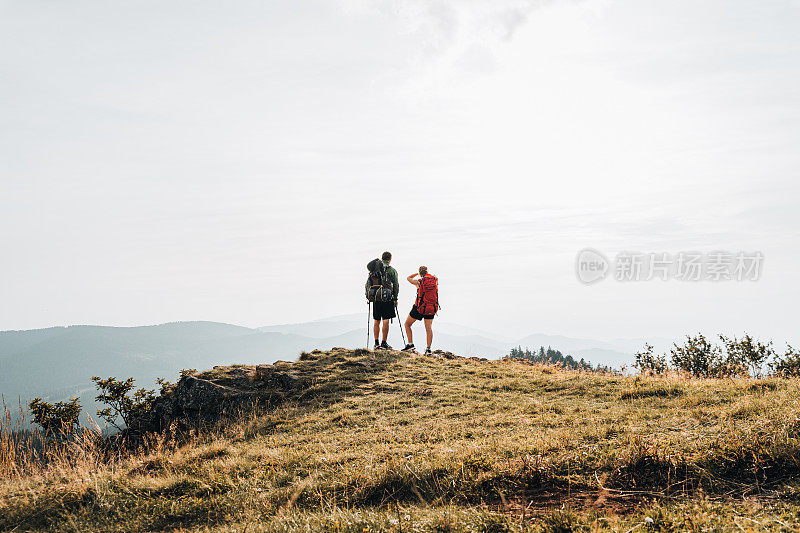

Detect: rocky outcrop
255,363,305,390
428,349,488,362
131,376,257,433
130,363,307,434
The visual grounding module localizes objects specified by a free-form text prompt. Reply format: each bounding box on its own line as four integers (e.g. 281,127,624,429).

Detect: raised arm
407,273,420,287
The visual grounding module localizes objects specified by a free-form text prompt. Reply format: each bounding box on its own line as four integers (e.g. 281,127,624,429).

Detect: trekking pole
366,301,371,349
395,302,406,345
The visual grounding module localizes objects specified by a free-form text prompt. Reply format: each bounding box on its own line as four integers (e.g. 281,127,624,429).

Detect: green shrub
770,345,800,377
719,334,774,377
92,376,157,431
28,397,81,433
670,334,722,377
634,343,668,375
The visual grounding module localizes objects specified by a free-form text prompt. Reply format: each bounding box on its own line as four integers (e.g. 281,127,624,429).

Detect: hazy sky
2,0,799,344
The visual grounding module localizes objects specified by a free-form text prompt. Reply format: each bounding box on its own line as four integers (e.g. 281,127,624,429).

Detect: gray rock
130,359,312,437
132,376,260,434
255,364,304,389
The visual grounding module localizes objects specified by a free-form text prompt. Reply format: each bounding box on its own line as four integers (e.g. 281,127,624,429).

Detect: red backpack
415,274,439,316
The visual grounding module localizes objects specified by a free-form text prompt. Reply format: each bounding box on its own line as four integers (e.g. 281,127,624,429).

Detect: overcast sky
2,0,798,344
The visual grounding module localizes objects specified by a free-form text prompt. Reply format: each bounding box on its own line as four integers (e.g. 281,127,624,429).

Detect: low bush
633,344,667,375
28,397,81,434
771,345,800,377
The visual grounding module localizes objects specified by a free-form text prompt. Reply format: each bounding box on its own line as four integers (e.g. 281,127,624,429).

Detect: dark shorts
409,305,435,321
372,300,396,321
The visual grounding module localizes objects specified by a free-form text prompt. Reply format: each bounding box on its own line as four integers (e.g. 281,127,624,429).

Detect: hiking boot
373,340,381,351
401,344,416,353
380,341,393,350
425,347,432,355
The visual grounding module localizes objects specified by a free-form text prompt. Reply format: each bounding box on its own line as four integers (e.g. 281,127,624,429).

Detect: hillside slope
3,348,800,532
0,319,639,427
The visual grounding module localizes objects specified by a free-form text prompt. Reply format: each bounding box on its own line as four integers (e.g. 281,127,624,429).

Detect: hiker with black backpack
365,251,400,350
401,266,439,355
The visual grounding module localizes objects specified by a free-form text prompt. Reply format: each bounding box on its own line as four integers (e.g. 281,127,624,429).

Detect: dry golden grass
2,347,800,531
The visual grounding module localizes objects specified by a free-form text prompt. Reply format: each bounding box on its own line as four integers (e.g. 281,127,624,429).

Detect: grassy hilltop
2,348,800,532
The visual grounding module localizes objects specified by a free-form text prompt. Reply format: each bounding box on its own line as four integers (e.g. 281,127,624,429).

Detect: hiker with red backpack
402,266,439,355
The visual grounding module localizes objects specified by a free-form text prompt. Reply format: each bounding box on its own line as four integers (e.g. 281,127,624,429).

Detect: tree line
507,346,612,372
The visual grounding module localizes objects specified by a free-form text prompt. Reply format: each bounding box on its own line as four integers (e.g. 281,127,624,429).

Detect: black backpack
365,258,393,302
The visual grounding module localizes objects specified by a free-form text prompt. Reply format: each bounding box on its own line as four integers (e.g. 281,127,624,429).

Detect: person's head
419,265,428,276
381,251,392,263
